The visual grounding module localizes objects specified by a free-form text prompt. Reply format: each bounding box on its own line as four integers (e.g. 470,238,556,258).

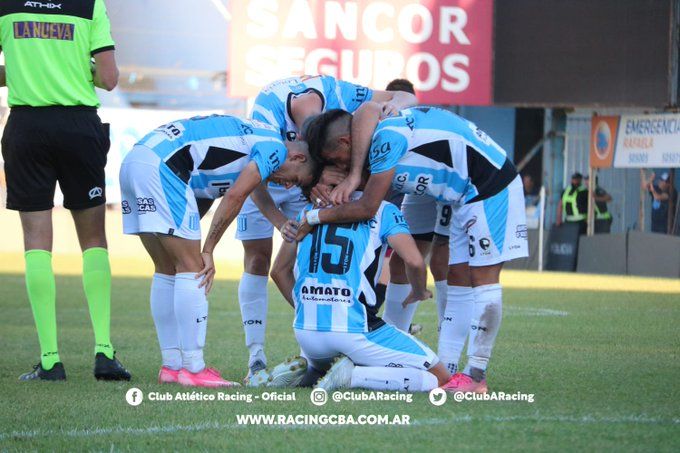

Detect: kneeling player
119,114,316,387
269,197,451,392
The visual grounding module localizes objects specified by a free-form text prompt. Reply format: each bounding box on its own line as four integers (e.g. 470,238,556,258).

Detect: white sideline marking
1,414,677,440
506,307,569,317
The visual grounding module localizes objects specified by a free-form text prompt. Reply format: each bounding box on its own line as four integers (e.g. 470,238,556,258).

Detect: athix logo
88,187,103,200
24,1,62,8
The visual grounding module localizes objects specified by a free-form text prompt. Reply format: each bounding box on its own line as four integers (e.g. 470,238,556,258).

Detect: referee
0,0,130,381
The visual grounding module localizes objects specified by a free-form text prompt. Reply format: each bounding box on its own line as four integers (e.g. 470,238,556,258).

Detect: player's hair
385,78,415,94
304,109,352,164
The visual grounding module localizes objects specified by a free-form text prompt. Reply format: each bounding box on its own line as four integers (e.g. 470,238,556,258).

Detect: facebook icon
125,388,143,406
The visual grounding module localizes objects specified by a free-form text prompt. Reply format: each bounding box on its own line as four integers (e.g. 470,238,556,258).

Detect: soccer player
269,195,451,392
0,0,129,381
119,114,318,387
301,106,529,393
235,75,417,380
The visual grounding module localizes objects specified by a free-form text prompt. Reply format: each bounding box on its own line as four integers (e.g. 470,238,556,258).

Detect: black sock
298,366,325,388
374,283,387,311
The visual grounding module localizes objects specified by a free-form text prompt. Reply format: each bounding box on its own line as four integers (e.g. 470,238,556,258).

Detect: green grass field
0,273,679,451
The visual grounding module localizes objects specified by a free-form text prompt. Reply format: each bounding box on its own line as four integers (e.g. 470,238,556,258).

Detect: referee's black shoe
94,353,131,381
19,362,67,381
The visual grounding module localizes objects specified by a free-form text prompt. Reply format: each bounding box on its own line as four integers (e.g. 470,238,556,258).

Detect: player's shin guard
438,286,474,374
465,284,503,377
238,273,268,365
150,273,181,370
350,367,438,392
382,283,416,332
435,280,448,328
82,247,114,359
174,273,208,373
24,250,60,370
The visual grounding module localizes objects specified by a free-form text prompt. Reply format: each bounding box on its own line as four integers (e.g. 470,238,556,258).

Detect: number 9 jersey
293,201,410,334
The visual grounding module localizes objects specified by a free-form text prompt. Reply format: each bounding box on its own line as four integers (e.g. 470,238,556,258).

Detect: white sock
438,286,474,374
465,284,503,374
382,283,416,332
350,366,439,392
174,273,208,373
150,273,181,370
238,272,268,365
435,280,448,328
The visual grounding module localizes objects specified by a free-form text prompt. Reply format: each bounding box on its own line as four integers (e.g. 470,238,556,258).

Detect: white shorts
401,194,451,240
119,145,201,240
235,184,307,241
295,324,439,372
449,175,528,266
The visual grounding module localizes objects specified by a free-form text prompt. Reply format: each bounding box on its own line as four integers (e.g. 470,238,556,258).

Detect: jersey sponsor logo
14,20,73,41
23,1,62,9
352,86,370,104
88,186,103,199
155,122,184,141
299,278,352,305
136,197,156,213
516,224,528,239
121,200,132,215
394,172,408,192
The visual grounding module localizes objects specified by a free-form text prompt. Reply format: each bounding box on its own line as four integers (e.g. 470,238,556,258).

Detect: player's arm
0,65,5,87
249,184,288,231
331,101,384,204
370,89,418,116
296,169,394,240
92,50,118,91
198,162,262,291
387,233,431,306
290,92,323,130
270,239,298,308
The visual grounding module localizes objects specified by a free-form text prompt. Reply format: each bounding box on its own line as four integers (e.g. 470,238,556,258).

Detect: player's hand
380,101,399,118
279,219,299,243
329,173,360,205
197,252,216,295
310,183,333,207
295,216,313,242
319,165,347,187
402,289,433,308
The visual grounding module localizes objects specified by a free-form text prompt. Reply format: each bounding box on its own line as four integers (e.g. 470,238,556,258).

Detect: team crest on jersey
299,278,352,305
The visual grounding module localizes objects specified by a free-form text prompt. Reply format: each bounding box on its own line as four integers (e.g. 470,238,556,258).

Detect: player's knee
244,252,271,275
470,264,502,287
389,254,408,283
447,263,471,286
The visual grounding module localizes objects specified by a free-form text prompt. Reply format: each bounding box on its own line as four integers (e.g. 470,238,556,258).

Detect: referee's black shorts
1,106,110,211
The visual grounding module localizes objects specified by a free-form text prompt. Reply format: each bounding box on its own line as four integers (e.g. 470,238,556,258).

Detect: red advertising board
229,0,493,105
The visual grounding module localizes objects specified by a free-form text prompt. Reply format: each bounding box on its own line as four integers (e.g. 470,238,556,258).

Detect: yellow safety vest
594,197,612,220
562,186,587,222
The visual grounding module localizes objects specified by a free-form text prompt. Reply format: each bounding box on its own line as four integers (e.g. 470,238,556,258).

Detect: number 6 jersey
293,201,410,333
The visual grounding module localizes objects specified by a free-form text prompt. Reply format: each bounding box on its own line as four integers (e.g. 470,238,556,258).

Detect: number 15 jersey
293,201,410,333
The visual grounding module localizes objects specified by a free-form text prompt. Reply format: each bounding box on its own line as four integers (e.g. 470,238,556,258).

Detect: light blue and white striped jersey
293,201,410,333
135,114,287,200
369,107,517,204
251,75,373,141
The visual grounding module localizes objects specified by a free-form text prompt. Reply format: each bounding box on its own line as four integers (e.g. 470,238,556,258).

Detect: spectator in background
522,174,539,208
522,174,540,229
647,172,677,234
584,175,613,233
557,172,588,234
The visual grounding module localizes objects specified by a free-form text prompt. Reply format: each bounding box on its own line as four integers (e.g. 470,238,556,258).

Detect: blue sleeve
249,140,287,180
379,203,410,242
369,126,408,174
337,80,373,113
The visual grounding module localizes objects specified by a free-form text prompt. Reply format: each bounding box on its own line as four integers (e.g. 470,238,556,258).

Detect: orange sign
590,116,619,168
